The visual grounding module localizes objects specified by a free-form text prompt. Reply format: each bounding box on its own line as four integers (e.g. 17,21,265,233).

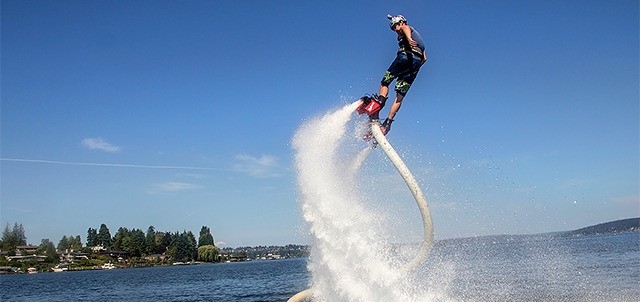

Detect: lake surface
1,232,638,301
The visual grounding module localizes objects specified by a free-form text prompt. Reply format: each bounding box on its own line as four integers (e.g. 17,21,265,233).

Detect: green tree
173,232,188,261
70,235,82,251
110,227,147,256
197,245,220,262
129,228,146,256
121,235,135,256
166,232,179,261
87,227,98,247
1,223,27,255
167,231,197,262
185,231,197,260
112,227,130,251
57,235,82,252
145,226,157,255
160,232,172,253
97,224,112,249
198,226,215,247
57,235,70,252
37,239,58,263
154,231,168,254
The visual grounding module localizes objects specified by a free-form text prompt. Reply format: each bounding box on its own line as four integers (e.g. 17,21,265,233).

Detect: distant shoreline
435,217,640,243
568,217,639,236
2,218,637,275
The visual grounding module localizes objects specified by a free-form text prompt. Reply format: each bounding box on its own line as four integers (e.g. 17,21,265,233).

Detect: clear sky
1,0,638,247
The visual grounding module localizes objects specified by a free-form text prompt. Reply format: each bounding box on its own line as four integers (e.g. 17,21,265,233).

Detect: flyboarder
357,14,427,135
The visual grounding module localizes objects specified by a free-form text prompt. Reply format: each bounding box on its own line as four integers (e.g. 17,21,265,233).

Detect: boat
52,265,68,272
101,263,116,270
27,267,37,274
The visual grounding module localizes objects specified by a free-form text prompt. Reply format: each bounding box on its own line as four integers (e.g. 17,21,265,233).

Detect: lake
1,232,638,301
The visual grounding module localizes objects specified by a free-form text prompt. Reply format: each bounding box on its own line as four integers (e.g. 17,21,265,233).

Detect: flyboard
287,96,434,302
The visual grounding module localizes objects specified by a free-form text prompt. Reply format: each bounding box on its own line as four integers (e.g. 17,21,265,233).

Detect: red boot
356,94,387,120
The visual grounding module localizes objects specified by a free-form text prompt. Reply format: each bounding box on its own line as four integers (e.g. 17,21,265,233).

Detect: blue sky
1,0,638,247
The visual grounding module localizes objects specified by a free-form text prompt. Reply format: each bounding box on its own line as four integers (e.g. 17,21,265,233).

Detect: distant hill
569,218,640,236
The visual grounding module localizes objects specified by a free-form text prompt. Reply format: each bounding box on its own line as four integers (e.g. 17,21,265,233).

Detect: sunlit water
1,233,637,301
424,232,639,301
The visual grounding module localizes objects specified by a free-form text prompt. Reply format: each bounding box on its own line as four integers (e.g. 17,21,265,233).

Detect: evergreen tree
166,232,180,261
97,224,112,249
112,227,129,251
121,236,135,256
173,232,188,261
167,231,197,262
16,223,26,245
186,231,197,260
37,239,58,263
145,226,157,255
57,235,82,252
72,235,82,250
87,227,98,247
57,235,70,252
161,232,172,253
1,223,27,255
155,231,168,254
130,228,146,256
198,226,215,247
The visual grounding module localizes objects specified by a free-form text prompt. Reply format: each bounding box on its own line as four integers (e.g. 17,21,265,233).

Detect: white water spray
291,102,435,301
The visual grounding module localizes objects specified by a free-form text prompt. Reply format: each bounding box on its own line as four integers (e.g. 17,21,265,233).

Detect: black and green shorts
380,52,422,96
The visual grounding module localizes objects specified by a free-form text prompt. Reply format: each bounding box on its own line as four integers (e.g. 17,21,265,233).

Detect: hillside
569,218,640,236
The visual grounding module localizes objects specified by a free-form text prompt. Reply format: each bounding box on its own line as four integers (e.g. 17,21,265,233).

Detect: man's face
392,22,403,32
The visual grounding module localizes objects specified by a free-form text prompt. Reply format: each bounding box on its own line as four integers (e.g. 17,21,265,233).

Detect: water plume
292,102,436,301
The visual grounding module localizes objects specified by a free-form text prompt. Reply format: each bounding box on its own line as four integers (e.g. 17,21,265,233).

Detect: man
372,14,427,135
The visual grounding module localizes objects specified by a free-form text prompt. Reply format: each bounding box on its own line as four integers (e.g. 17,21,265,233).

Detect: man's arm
400,25,417,47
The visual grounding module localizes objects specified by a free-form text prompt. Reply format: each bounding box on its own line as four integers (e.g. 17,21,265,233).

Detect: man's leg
387,93,404,120
379,85,389,99
380,55,420,135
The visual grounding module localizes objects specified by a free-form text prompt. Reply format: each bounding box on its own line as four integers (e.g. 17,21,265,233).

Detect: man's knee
381,71,395,86
395,80,411,95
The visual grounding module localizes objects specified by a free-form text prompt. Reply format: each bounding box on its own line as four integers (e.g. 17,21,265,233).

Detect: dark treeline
85,224,219,262
1,223,220,264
